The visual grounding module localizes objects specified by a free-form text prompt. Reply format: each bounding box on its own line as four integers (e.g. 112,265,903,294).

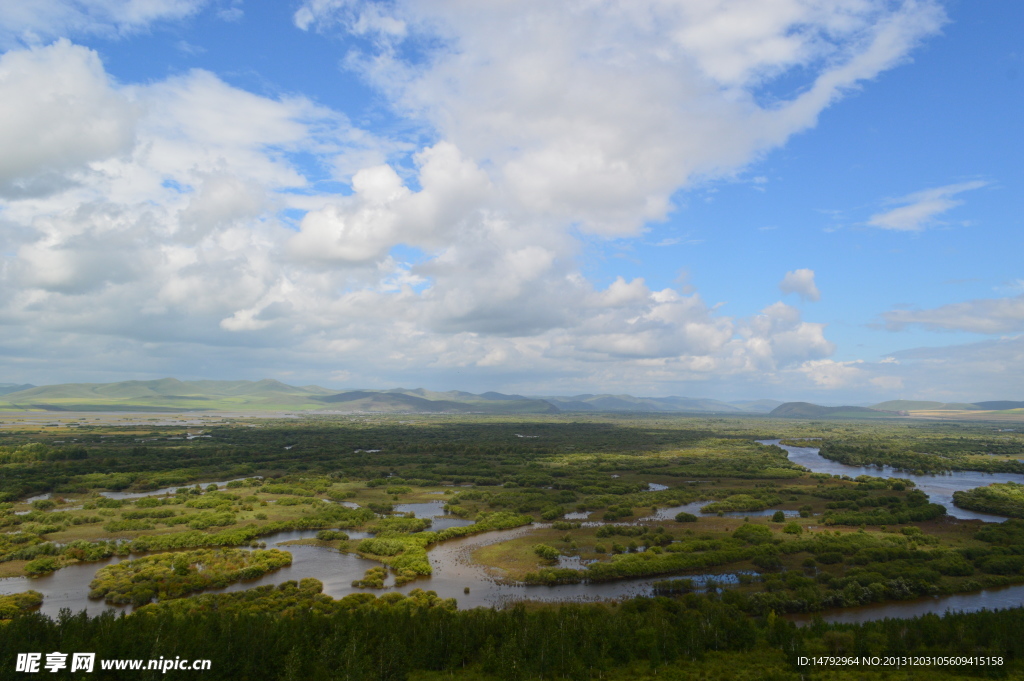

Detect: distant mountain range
0,379,782,414
0,383,35,396
0,379,336,412
767,402,893,419
316,389,558,414
0,379,1018,416
537,394,783,413
768,399,1024,418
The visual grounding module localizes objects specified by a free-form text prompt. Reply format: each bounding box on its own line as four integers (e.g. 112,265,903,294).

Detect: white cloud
217,7,243,23
598,277,650,307
867,180,987,231
797,359,864,389
0,40,136,196
288,142,493,264
0,0,949,393
0,0,207,46
736,301,834,370
779,268,821,302
881,336,1024,400
298,0,945,237
288,165,410,264
883,295,1024,334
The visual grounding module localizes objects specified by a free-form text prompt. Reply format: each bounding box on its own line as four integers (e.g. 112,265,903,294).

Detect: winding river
760,439,1024,523
4,442,1024,622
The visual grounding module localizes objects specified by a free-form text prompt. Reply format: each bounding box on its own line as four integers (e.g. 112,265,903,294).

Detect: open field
904,409,1024,423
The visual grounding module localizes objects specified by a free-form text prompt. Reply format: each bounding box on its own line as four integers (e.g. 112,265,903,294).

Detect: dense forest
2,590,1022,679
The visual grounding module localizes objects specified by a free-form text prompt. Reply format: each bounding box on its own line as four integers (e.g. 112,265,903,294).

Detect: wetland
2,413,1024,678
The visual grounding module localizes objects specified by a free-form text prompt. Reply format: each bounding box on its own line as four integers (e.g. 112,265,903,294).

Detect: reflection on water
394,500,476,531
788,583,1024,626
0,556,130,618
394,501,449,517
0,526,704,616
641,501,798,521
557,555,594,570
11,520,1022,621
762,439,1024,523
99,477,262,500
657,572,754,589
6,438,1024,621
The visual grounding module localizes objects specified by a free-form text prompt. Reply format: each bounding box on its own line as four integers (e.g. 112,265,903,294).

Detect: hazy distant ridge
870,400,1024,412
770,399,1024,418
317,390,558,414
0,379,334,412
539,394,782,413
871,400,981,412
1,380,1017,415
0,383,35,396
769,402,887,418
0,379,783,414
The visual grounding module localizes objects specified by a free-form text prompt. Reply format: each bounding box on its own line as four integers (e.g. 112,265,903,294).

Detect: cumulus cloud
289,165,411,264
779,268,821,302
0,2,950,392
0,40,136,196
867,180,987,231
883,295,1024,334
0,42,374,338
297,0,946,236
735,302,834,370
289,142,493,265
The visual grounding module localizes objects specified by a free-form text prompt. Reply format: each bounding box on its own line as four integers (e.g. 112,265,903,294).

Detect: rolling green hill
0,383,34,396
769,402,891,418
539,394,747,413
727,399,784,413
973,401,1024,411
17,380,1014,417
316,391,558,414
0,380,559,414
0,379,336,412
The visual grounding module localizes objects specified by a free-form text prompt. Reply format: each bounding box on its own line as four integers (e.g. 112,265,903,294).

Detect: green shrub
0,590,43,618
357,538,407,557
24,557,60,576
316,530,349,541
732,524,772,544
533,544,560,562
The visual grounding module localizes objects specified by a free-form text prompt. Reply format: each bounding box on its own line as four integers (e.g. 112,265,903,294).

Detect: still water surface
761,439,1024,523
4,441,1024,621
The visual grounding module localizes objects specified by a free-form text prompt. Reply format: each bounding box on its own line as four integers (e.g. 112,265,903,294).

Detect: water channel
3,442,1024,622
759,439,1024,523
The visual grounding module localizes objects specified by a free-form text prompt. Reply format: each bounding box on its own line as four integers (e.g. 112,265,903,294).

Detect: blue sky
0,0,1020,403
